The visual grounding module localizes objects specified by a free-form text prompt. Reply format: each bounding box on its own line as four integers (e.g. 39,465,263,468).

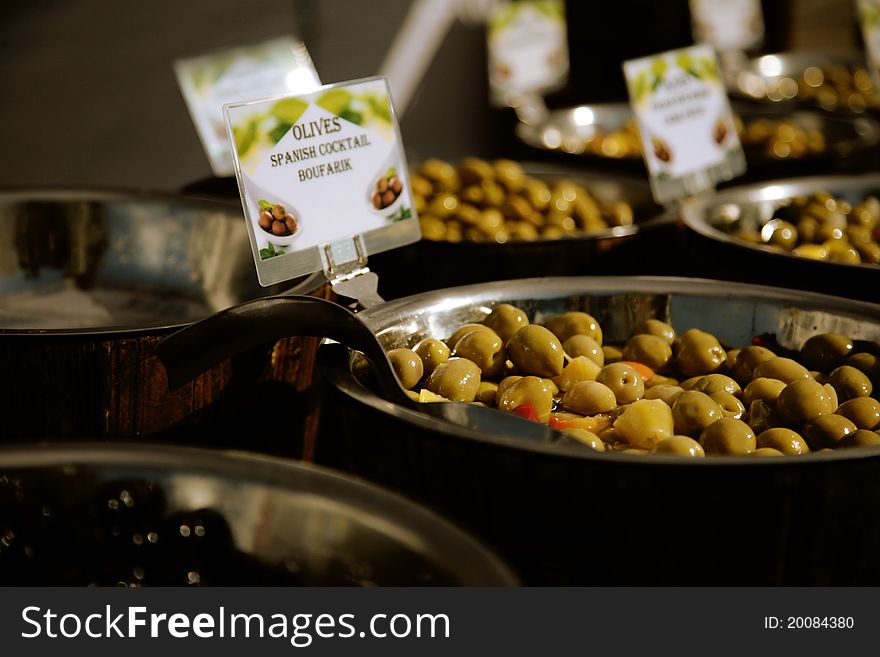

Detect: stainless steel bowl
730,52,879,112
0,190,327,445
0,443,516,585
683,175,880,302
317,276,880,584
369,163,676,298
515,102,880,164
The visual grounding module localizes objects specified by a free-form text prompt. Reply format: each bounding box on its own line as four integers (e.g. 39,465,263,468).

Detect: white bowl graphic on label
244,173,301,247
367,155,405,218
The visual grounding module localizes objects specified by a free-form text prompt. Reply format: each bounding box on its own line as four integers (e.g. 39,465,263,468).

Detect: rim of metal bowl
323,275,880,468
683,173,880,271
0,441,519,586
0,187,328,337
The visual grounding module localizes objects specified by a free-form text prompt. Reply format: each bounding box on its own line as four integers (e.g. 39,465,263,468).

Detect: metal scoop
156,295,580,446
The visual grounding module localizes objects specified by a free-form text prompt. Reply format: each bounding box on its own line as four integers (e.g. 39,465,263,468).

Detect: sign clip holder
319,234,385,310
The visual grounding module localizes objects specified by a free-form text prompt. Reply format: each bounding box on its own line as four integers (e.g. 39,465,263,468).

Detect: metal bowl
316,276,880,584
369,163,675,299
683,175,880,303
515,102,880,166
0,443,516,585
730,52,879,112
0,189,327,447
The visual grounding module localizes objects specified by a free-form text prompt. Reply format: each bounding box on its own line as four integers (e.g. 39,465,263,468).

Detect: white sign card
224,76,421,286
174,36,321,177
487,0,569,105
623,45,746,204
858,0,880,88
689,0,764,52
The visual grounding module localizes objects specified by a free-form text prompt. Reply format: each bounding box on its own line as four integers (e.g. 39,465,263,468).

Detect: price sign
175,36,320,177
623,45,746,204
689,0,764,53
224,76,421,286
487,0,569,105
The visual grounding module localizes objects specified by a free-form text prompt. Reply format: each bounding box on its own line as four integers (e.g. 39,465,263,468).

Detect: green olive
710,391,745,419
426,358,482,402
836,396,880,429
747,399,785,435
543,311,603,345
553,356,601,392
498,376,555,422
826,365,873,402
453,328,506,377
691,374,742,397
674,328,726,378
457,157,495,186
562,380,617,415
447,323,495,350
801,413,857,450
388,348,424,390
645,384,685,406
622,334,672,370
800,332,854,371
475,381,499,405
507,325,565,377
679,376,705,390
563,335,604,366
726,349,741,369
699,418,756,455
753,357,813,384
493,159,526,192
633,318,676,345
564,428,606,451
603,345,623,363
753,448,785,457
596,363,645,404
483,304,529,342
672,390,724,437
838,429,880,448
847,352,880,382
613,399,675,449
413,338,451,377
732,345,777,383
742,377,787,406
650,435,705,457
755,427,810,455
777,379,836,425
418,158,459,191
495,375,523,404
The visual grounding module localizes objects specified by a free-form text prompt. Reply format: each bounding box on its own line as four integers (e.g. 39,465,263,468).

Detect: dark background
0,0,865,191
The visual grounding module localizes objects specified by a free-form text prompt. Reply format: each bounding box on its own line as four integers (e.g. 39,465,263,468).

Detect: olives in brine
426,358,482,402
633,319,676,345
544,311,603,344
413,338,451,377
387,348,424,390
507,325,565,377
483,304,529,342
801,414,857,450
699,418,756,456
710,391,745,419
800,333,854,372
596,363,645,404
836,396,880,430
498,376,555,423
613,399,674,449
650,436,705,457
563,335,604,366
562,381,617,415
777,379,837,425
732,345,777,383
553,356,601,392
753,357,813,385
622,334,672,370
691,374,741,397
743,377,787,406
674,329,726,377
756,428,810,455
826,365,872,402
453,328,506,377
671,391,724,437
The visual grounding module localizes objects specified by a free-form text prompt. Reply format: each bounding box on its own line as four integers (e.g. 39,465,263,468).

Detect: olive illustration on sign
371,167,404,210
258,200,298,237
714,118,729,145
652,137,672,162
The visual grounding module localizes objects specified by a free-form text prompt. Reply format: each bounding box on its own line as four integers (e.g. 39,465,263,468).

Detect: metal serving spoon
156,295,580,446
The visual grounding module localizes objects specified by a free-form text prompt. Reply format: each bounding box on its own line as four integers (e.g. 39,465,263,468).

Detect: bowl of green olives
683,175,880,303
0,443,517,585
317,276,880,585
368,159,676,298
